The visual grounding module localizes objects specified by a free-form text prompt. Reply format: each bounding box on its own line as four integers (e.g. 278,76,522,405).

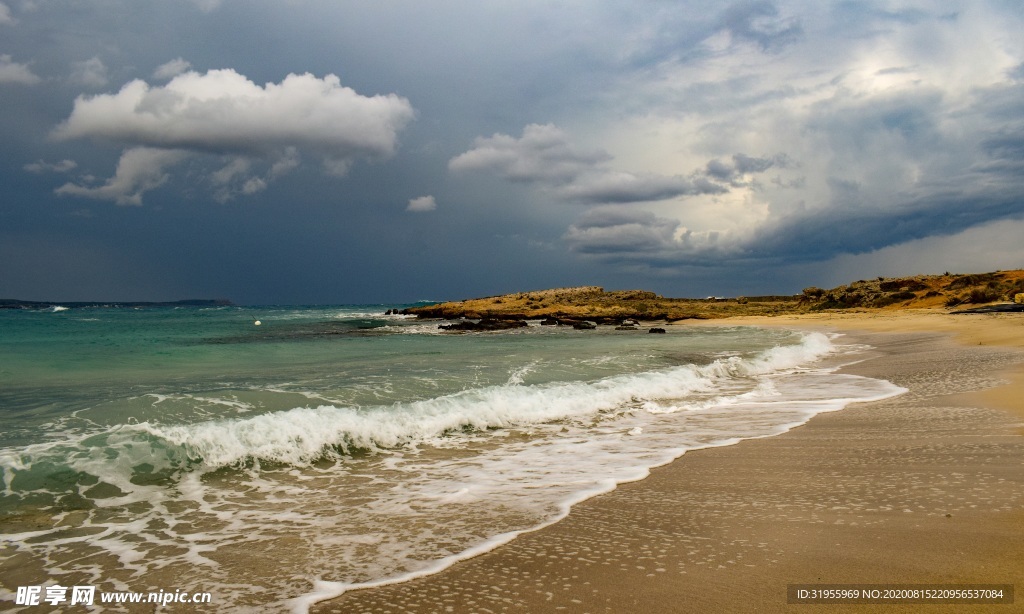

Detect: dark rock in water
540,317,559,326
615,325,638,331
572,321,597,330
648,327,667,334
438,318,528,331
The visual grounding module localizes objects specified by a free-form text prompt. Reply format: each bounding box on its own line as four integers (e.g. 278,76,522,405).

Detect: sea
0,304,905,611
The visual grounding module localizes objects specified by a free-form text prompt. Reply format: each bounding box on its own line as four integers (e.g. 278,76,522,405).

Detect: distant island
403,270,1024,323
0,299,234,310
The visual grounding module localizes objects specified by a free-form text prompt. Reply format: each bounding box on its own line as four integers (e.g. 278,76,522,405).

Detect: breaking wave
1,332,839,487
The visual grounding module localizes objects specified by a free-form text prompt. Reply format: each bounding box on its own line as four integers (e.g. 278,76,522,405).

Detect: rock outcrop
438,318,528,332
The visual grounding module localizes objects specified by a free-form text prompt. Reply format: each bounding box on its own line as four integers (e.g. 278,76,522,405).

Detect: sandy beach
312,309,1024,613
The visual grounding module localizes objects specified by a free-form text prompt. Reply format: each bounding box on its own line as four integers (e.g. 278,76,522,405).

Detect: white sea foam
379,322,445,335
112,332,839,470
290,367,904,612
236,308,406,323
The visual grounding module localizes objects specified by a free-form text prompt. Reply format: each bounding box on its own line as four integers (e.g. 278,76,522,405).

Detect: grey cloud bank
1,1,1022,303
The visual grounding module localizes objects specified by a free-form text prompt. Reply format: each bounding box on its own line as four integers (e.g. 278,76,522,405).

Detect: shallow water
0,305,904,611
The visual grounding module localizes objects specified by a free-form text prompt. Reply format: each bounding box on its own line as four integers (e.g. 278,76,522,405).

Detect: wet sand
311,310,1024,613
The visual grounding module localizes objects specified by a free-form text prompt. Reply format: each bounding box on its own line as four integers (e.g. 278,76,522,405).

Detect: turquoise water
0,305,904,611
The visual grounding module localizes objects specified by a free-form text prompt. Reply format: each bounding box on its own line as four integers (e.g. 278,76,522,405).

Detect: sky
1,0,1023,304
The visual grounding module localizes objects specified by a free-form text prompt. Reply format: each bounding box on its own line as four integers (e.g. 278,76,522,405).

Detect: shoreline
691,309,1024,423
311,310,1024,613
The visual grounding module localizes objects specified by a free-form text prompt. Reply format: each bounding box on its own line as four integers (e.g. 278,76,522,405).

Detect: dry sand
312,309,1024,613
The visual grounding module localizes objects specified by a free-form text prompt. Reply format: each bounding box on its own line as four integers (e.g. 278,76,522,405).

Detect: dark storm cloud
621,0,802,69
557,172,728,204
448,124,782,205
746,190,1024,262
564,207,741,267
565,187,1024,270
562,55,1024,271
564,208,681,255
448,124,611,186
2,1,1024,302
703,153,789,184
981,132,1024,160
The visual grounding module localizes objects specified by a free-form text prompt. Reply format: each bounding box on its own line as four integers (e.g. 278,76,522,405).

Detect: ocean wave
139,332,837,467
0,329,911,613
0,333,838,487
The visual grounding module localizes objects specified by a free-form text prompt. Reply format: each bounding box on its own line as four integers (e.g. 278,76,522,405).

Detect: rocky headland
402,270,1024,326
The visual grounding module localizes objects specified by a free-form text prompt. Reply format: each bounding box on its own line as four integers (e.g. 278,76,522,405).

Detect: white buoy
254,320,262,326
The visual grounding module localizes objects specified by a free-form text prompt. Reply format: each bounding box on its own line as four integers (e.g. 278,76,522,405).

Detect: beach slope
313,310,1024,613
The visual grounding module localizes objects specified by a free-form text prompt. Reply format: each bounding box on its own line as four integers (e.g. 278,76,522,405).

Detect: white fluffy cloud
0,54,40,84
55,147,187,206
51,69,416,203
153,58,192,80
406,195,437,212
0,2,13,25
54,69,415,157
